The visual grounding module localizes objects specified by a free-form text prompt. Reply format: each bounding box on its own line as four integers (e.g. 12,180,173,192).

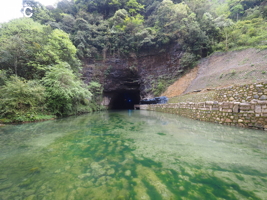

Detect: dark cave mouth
107,90,140,110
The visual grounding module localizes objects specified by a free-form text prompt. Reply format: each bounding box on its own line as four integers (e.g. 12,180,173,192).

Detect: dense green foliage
41,62,92,116
1,0,267,121
215,17,267,51
0,76,47,122
30,0,267,59
0,18,79,79
0,18,102,122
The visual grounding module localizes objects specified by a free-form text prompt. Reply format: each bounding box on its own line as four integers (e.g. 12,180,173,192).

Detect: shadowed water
0,110,267,200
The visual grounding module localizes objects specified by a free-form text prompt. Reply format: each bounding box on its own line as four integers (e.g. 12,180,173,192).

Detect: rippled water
0,110,267,200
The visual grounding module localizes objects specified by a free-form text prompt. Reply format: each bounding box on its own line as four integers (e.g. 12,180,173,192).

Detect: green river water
0,110,267,200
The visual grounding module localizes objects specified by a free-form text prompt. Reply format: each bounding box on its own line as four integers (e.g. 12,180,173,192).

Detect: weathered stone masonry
141,82,267,130
215,83,267,102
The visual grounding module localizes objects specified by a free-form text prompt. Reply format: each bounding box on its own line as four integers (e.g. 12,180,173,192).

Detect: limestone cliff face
82,44,184,99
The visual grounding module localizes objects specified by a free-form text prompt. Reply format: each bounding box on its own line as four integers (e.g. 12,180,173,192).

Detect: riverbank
143,100,267,130
145,82,267,130
0,115,56,125
0,106,107,125
156,48,267,130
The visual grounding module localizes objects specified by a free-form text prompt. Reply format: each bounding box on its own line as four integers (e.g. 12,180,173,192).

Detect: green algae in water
142,178,163,200
0,110,267,199
157,132,166,136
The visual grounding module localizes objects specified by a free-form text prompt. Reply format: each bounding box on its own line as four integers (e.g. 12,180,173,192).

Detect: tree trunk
14,56,18,76
103,47,108,62
224,30,228,51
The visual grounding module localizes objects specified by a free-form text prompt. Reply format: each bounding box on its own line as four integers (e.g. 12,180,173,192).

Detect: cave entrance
108,90,140,110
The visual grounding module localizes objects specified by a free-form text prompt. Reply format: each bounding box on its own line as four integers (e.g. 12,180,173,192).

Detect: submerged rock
78,173,91,179
18,179,32,187
68,190,77,200
90,162,106,177
0,182,12,190
24,189,35,197
83,181,94,188
76,187,88,195
54,170,61,174
107,168,115,175
91,162,101,169
96,176,107,186
24,195,36,200
125,170,131,176
179,186,185,191
0,175,7,180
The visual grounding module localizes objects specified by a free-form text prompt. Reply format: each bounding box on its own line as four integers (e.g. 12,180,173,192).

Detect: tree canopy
0,18,101,122
28,0,266,61
0,18,79,79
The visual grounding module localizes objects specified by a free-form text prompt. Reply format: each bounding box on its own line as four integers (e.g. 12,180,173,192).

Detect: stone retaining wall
215,82,267,102
141,82,267,130
144,100,267,130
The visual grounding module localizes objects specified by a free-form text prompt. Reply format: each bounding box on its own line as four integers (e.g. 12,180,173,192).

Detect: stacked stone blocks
144,82,267,130
147,100,267,130
215,82,267,102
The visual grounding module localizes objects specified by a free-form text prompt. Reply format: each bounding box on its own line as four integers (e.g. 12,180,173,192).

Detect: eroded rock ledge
82,44,183,99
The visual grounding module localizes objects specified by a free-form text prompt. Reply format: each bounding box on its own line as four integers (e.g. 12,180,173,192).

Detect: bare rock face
104,57,140,92
82,45,183,106
137,44,183,98
82,44,184,100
